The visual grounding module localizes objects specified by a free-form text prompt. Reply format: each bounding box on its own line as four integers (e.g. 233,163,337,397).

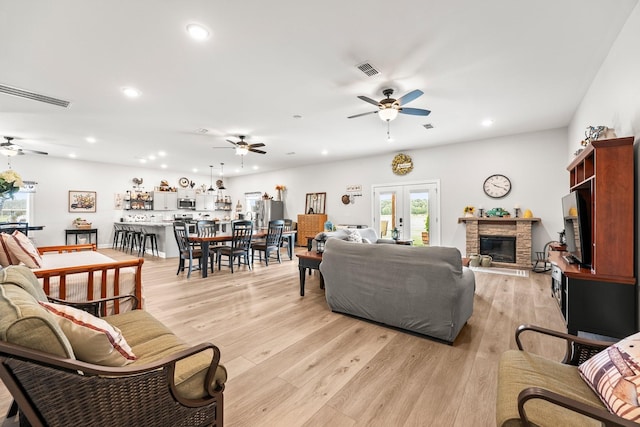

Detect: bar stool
138,229,159,257
127,227,143,254
112,224,126,249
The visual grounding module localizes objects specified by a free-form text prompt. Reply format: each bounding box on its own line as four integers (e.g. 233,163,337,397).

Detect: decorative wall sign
69,190,97,213
391,153,413,175
305,192,326,214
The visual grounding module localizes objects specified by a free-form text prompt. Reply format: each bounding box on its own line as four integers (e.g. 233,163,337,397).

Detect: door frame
371,179,441,245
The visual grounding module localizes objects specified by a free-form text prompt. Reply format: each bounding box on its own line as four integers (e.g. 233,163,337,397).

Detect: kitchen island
117,221,232,258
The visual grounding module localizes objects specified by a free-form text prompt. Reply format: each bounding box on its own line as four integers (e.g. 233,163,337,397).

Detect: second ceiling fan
348,88,431,121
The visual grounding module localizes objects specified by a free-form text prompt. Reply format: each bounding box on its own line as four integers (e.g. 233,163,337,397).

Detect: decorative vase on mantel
276,190,282,201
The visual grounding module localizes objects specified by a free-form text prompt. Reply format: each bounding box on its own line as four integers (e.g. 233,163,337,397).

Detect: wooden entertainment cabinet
550,136,636,338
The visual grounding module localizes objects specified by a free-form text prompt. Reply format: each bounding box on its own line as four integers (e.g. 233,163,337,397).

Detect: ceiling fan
0,136,49,156
347,88,431,121
225,135,267,156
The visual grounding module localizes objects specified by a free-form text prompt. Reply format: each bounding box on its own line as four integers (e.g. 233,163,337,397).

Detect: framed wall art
69,190,97,213
305,192,326,214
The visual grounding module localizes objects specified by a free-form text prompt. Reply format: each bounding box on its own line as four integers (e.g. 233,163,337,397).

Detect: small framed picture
69,190,97,213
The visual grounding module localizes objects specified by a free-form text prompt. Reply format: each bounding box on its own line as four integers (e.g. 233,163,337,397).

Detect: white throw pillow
0,233,18,267
39,301,137,366
345,229,363,243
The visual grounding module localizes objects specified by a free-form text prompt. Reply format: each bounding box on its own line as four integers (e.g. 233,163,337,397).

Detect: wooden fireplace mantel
458,216,541,269
457,217,541,224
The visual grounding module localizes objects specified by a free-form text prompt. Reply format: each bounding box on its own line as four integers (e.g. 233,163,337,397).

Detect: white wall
568,2,640,153
228,127,569,256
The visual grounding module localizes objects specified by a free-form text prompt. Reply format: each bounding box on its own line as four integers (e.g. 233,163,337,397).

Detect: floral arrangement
463,206,475,215
275,184,286,191
0,169,23,199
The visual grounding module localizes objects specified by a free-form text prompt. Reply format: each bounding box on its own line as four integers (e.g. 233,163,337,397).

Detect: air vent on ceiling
355,62,379,77
195,128,209,134
0,83,70,108
423,123,434,130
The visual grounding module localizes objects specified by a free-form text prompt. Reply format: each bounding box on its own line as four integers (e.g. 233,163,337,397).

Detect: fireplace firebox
480,236,516,263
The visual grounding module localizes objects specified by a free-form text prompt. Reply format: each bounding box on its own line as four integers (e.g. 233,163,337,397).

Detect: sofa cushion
578,332,640,422
39,301,137,366
344,229,362,243
0,266,74,358
105,310,228,399
497,349,604,427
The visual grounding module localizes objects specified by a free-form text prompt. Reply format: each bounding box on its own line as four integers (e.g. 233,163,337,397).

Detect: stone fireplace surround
458,217,541,269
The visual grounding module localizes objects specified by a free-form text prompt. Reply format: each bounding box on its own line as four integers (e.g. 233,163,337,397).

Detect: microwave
178,198,195,210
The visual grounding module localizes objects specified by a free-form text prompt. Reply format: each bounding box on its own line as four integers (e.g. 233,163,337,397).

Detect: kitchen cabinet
152,191,178,211
196,194,215,211
177,188,196,200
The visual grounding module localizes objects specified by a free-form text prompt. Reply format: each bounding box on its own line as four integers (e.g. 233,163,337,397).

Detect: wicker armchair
0,340,223,427
497,324,636,427
0,265,225,427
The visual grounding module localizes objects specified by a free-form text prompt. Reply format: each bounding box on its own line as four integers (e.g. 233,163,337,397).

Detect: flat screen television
561,191,591,266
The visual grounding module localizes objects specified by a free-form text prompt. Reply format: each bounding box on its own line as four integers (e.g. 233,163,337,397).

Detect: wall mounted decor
391,153,413,175
69,190,97,213
305,192,326,214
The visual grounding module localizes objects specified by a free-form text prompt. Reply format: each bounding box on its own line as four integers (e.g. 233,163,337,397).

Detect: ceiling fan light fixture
235,146,249,156
0,148,18,157
378,107,399,122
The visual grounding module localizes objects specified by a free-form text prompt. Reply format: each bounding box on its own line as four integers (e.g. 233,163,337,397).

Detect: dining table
189,230,297,278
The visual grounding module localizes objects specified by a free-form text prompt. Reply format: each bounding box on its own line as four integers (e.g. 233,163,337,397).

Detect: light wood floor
0,248,566,427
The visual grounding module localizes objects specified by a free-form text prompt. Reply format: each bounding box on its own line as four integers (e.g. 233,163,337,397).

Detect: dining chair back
196,220,217,237
252,220,284,266
217,220,253,273
0,222,28,236
173,221,202,278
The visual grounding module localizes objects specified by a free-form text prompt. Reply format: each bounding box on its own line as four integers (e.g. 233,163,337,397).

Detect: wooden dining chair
217,220,253,273
173,221,202,278
252,219,284,266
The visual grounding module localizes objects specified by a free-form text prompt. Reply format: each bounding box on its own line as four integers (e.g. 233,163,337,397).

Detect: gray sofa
319,238,475,343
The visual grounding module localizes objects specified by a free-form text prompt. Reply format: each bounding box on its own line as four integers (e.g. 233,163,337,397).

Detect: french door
372,181,439,246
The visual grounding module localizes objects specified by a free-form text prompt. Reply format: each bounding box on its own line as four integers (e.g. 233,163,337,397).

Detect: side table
65,228,98,245
296,251,324,296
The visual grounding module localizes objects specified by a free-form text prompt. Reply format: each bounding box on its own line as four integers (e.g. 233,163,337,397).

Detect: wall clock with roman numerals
483,174,512,198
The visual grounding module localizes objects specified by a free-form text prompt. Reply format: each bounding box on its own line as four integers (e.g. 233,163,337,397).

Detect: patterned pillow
4,231,42,268
0,233,19,267
39,301,137,366
345,229,362,243
578,331,640,421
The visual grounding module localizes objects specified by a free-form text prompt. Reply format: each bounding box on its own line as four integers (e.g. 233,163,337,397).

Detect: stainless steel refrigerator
254,200,284,228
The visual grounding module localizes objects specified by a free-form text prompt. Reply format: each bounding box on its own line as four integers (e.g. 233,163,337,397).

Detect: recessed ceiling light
186,23,210,41
139,158,147,164
252,165,259,170
158,151,166,157
86,136,96,143
122,87,142,98
160,164,167,169
148,155,156,160
481,119,494,127
192,168,198,173
69,153,76,158
321,150,328,156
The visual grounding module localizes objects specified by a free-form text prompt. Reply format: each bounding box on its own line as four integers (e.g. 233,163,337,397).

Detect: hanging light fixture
207,165,215,193
217,162,226,190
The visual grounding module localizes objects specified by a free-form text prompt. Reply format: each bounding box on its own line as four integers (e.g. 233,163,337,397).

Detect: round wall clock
391,153,413,175
178,177,190,188
483,174,512,198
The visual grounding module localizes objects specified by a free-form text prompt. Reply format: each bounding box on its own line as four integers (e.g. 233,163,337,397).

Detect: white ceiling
0,0,637,177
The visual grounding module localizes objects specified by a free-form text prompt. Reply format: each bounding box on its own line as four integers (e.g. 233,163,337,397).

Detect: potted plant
463,206,475,217
421,215,430,245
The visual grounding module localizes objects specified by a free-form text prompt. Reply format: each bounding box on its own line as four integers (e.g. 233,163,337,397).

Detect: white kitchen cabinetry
196,194,215,211
153,191,178,211
177,188,196,199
